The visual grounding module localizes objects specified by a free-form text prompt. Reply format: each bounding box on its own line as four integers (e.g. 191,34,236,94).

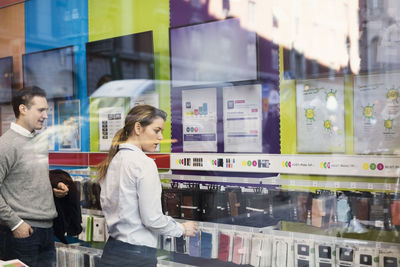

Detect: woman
98,105,198,267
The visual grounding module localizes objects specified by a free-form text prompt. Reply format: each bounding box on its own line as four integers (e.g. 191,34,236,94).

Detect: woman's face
139,117,165,152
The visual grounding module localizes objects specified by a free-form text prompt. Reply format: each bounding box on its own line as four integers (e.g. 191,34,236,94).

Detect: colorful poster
0,105,15,135
58,100,80,151
182,88,217,152
296,77,345,153
98,106,125,151
223,84,262,152
354,73,400,154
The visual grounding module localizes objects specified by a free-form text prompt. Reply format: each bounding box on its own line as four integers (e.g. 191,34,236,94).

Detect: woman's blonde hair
97,105,167,182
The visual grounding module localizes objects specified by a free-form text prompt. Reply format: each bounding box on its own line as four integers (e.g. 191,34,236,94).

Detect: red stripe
146,154,170,169
49,152,89,166
0,0,25,8
49,152,170,169
88,153,108,166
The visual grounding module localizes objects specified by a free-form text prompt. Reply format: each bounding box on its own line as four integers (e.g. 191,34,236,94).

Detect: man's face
24,96,49,131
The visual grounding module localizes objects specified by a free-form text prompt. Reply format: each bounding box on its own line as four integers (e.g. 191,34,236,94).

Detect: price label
368,183,373,190
334,182,340,188
312,181,318,187
385,183,391,190
223,177,228,182
290,180,295,186
350,182,356,189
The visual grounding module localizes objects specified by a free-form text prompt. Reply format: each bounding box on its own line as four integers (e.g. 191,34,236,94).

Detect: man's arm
0,147,32,237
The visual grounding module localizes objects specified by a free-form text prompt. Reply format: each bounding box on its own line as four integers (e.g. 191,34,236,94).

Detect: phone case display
391,199,400,227
162,188,181,218
180,188,202,220
260,235,273,267
296,77,345,153
315,242,335,266
223,84,262,152
165,220,400,267
92,216,106,242
311,191,336,229
175,236,187,254
294,239,315,267
250,234,264,267
162,235,176,252
98,106,124,151
189,232,201,257
182,88,217,152
0,105,14,134
379,250,400,267
201,190,229,222
354,73,400,154
336,245,355,266
231,233,249,264
56,245,102,267
355,247,378,267
80,180,101,211
58,100,80,151
79,214,92,242
218,230,234,262
243,191,275,227
272,236,294,267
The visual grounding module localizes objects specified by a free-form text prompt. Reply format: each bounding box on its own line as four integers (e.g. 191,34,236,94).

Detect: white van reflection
90,79,158,99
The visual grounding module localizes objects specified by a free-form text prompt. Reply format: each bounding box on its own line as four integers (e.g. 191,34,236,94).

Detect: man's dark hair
12,86,47,118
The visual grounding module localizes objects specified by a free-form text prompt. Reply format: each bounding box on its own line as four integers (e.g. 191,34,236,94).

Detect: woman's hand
181,221,199,237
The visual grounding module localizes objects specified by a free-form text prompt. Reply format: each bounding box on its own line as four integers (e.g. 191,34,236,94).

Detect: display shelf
158,259,197,267
281,221,400,244
49,152,170,168
175,219,274,234
176,219,400,250
170,153,400,178
173,219,400,251
159,173,400,192
55,241,104,253
277,177,400,192
160,173,278,188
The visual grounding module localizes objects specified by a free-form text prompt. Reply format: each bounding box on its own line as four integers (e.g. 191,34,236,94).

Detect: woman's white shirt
100,143,183,248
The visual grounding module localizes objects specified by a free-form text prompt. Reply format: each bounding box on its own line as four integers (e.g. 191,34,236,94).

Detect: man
0,86,68,266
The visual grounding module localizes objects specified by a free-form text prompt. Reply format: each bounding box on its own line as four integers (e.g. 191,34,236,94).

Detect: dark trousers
0,225,56,267
100,237,157,267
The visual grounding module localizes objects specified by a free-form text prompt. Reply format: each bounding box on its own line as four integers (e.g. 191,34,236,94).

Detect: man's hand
12,222,33,238
53,182,69,198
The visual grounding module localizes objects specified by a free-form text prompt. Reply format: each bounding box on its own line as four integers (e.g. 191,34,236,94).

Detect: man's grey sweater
0,128,57,229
